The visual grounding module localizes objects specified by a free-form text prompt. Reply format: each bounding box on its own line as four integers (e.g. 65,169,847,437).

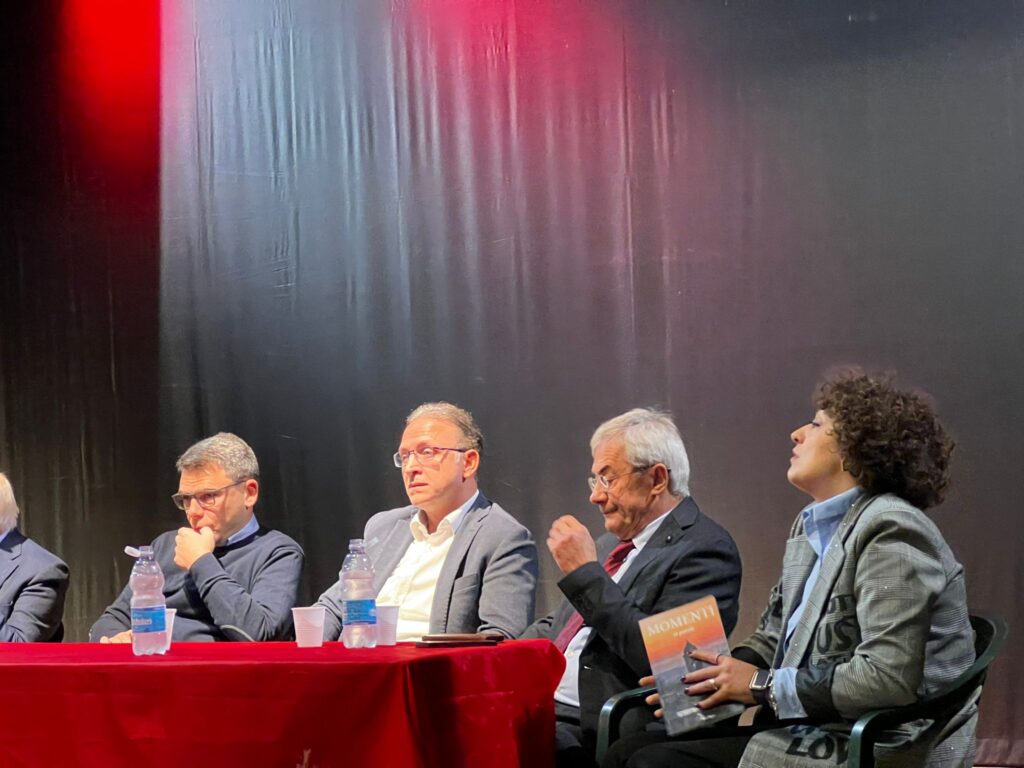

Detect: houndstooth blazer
734,493,976,768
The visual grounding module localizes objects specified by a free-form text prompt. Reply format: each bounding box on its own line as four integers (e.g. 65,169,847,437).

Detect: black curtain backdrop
1,1,161,643
2,1,1022,763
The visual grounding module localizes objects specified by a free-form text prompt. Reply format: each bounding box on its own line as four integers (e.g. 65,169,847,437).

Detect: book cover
638,594,745,736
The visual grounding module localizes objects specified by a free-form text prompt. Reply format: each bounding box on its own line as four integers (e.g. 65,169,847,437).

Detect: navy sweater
90,525,303,641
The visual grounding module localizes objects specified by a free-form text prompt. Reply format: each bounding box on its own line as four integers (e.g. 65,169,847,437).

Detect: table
0,638,564,767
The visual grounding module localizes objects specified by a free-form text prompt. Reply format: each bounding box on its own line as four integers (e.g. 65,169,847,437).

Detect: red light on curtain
60,0,159,195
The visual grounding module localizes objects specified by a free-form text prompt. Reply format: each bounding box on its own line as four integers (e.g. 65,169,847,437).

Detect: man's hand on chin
546,515,598,575
174,526,216,570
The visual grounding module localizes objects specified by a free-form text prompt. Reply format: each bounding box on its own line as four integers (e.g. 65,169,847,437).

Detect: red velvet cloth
0,638,564,767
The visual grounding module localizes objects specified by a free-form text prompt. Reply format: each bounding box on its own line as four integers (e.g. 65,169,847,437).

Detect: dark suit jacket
0,528,69,642
522,497,742,749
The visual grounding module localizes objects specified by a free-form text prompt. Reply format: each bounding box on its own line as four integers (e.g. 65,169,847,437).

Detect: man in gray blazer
316,402,538,641
0,473,69,642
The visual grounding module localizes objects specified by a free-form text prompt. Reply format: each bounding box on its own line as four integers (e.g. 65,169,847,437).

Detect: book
414,633,505,647
638,594,746,736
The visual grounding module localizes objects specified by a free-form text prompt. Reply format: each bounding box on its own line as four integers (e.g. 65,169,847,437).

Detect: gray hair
175,432,260,481
590,408,690,497
0,473,20,533
406,402,484,453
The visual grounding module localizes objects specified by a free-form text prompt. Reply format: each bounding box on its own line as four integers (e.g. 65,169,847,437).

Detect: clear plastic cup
165,608,177,649
292,606,326,648
376,605,400,646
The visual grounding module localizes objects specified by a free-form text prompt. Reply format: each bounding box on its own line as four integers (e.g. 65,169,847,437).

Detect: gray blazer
317,492,538,641
734,493,976,768
0,528,69,642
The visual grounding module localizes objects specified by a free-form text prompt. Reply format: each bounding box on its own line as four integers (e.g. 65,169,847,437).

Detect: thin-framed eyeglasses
172,480,246,510
393,446,469,468
587,465,660,492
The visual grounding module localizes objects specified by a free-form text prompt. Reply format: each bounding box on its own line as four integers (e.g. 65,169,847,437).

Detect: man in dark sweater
90,433,303,642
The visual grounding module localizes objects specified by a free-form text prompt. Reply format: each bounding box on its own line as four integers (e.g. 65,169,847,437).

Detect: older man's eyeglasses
393,446,469,468
172,480,245,510
587,465,657,492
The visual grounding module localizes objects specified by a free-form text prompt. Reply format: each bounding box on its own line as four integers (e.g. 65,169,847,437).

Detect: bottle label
342,599,377,625
131,606,167,634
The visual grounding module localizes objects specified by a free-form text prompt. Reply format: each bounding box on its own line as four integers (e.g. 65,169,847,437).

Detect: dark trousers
556,700,597,768
601,728,752,768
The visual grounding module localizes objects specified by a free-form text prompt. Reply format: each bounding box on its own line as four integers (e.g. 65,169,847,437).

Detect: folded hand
174,526,216,570
100,630,133,644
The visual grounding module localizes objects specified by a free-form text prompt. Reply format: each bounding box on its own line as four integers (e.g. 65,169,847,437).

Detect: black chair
595,686,808,765
595,612,1008,768
847,612,1007,767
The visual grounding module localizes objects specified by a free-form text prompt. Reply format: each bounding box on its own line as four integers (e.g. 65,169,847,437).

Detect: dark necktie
553,540,636,653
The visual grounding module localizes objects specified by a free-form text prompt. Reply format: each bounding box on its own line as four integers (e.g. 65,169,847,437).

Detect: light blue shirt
774,487,861,719
0,528,10,547
226,514,260,546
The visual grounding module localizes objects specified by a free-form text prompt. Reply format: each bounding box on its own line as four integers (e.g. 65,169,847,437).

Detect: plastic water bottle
341,538,377,648
130,545,168,656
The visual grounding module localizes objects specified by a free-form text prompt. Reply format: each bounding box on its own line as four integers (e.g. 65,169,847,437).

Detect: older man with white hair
0,472,69,642
90,432,303,642
521,408,742,767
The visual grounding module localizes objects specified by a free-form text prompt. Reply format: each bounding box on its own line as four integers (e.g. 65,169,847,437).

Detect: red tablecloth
0,638,564,767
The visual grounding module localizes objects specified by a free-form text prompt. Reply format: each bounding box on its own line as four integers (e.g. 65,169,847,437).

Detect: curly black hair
813,370,954,510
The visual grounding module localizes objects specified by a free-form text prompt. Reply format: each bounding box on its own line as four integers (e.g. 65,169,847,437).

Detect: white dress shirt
376,491,479,641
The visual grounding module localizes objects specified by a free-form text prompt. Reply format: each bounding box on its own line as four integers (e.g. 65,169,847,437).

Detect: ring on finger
710,677,719,691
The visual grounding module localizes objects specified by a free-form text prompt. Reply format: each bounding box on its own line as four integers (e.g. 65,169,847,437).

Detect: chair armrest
595,685,810,765
847,611,1008,768
595,685,656,764
847,682,984,768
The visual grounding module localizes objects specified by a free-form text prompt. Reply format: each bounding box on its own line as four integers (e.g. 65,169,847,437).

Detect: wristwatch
749,668,778,715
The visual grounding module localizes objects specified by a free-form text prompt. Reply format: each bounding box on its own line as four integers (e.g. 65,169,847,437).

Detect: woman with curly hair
607,370,976,768
801,372,954,510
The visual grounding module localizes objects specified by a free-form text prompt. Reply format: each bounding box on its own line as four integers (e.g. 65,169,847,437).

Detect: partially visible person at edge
606,370,975,768
90,432,304,642
0,472,69,642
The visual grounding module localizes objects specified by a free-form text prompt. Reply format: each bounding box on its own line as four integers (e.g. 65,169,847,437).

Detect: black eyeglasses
172,480,245,510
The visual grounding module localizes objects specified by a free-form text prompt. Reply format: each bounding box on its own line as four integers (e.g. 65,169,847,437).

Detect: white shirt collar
631,506,672,551
409,490,479,542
